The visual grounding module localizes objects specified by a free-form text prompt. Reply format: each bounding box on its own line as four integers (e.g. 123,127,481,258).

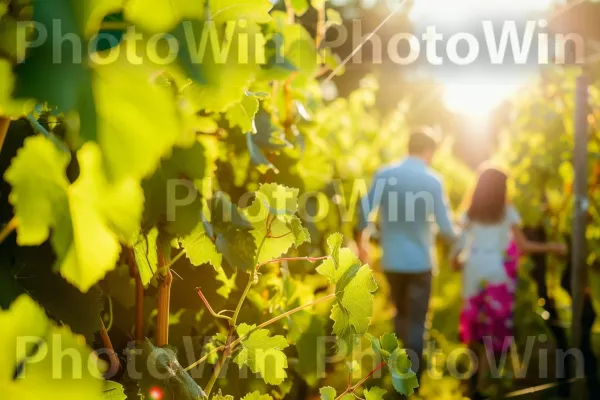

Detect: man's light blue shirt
357,157,455,273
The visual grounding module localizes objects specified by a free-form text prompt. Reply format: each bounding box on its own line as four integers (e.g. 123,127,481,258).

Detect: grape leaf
132,227,159,286
53,142,144,292
141,141,207,236
242,391,273,400
124,0,205,32
181,220,222,269
93,50,182,182
316,234,377,355
13,0,93,120
319,387,352,400
211,192,252,232
363,387,387,400
4,136,70,245
179,19,263,113
215,226,257,270
369,334,419,397
5,137,144,292
234,323,289,385
180,219,237,298
210,0,273,24
244,184,309,263
103,380,127,400
0,295,105,399
225,95,259,133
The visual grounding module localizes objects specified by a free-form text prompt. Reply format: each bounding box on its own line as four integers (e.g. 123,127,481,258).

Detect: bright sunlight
410,0,556,118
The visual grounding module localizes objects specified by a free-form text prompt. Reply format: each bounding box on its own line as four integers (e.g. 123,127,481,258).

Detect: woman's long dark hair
466,167,508,224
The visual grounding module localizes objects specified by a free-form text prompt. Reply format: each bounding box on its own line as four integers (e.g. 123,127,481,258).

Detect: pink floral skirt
458,241,520,352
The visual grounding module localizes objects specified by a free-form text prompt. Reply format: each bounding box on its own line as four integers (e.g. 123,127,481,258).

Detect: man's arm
433,180,456,241
354,172,381,264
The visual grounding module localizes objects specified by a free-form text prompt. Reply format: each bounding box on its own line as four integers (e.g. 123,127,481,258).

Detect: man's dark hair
408,128,438,155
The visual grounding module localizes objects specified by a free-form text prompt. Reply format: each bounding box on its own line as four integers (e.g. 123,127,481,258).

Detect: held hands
549,242,568,256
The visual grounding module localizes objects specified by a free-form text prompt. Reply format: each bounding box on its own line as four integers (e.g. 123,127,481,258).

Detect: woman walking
452,166,566,398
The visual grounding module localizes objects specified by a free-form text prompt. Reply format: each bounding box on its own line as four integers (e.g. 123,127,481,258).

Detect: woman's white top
453,205,521,299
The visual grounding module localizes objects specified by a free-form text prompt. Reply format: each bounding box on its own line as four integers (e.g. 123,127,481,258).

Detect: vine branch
255,255,329,271
155,239,172,346
98,317,121,377
196,287,232,322
335,362,386,400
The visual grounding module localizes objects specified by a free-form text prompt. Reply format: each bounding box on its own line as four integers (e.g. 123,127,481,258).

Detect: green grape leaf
124,0,205,32
234,323,289,385
134,340,206,400
291,0,309,16
316,234,377,355
14,0,94,129
369,334,419,397
1,295,105,399
210,0,273,24
132,227,159,286
241,391,273,400
141,141,207,236
225,95,259,133
181,220,222,269
52,142,144,292
5,137,144,292
215,226,257,270
319,387,352,400
103,381,127,400
4,136,70,246
93,50,182,181
211,192,252,232
180,219,236,298
245,184,309,263
180,19,263,113
363,387,387,400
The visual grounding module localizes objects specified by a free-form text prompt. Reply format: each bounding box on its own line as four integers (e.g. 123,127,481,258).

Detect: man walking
355,129,456,377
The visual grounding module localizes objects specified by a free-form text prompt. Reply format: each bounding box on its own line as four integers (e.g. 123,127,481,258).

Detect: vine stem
127,248,144,343
229,292,336,348
155,239,172,347
185,292,336,373
204,271,255,397
184,345,226,372
0,117,9,154
204,230,269,397
0,216,18,245
335,362,386,400
98,317,121,377
316,1,326,49
196,287,232,322
255,255,329,271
